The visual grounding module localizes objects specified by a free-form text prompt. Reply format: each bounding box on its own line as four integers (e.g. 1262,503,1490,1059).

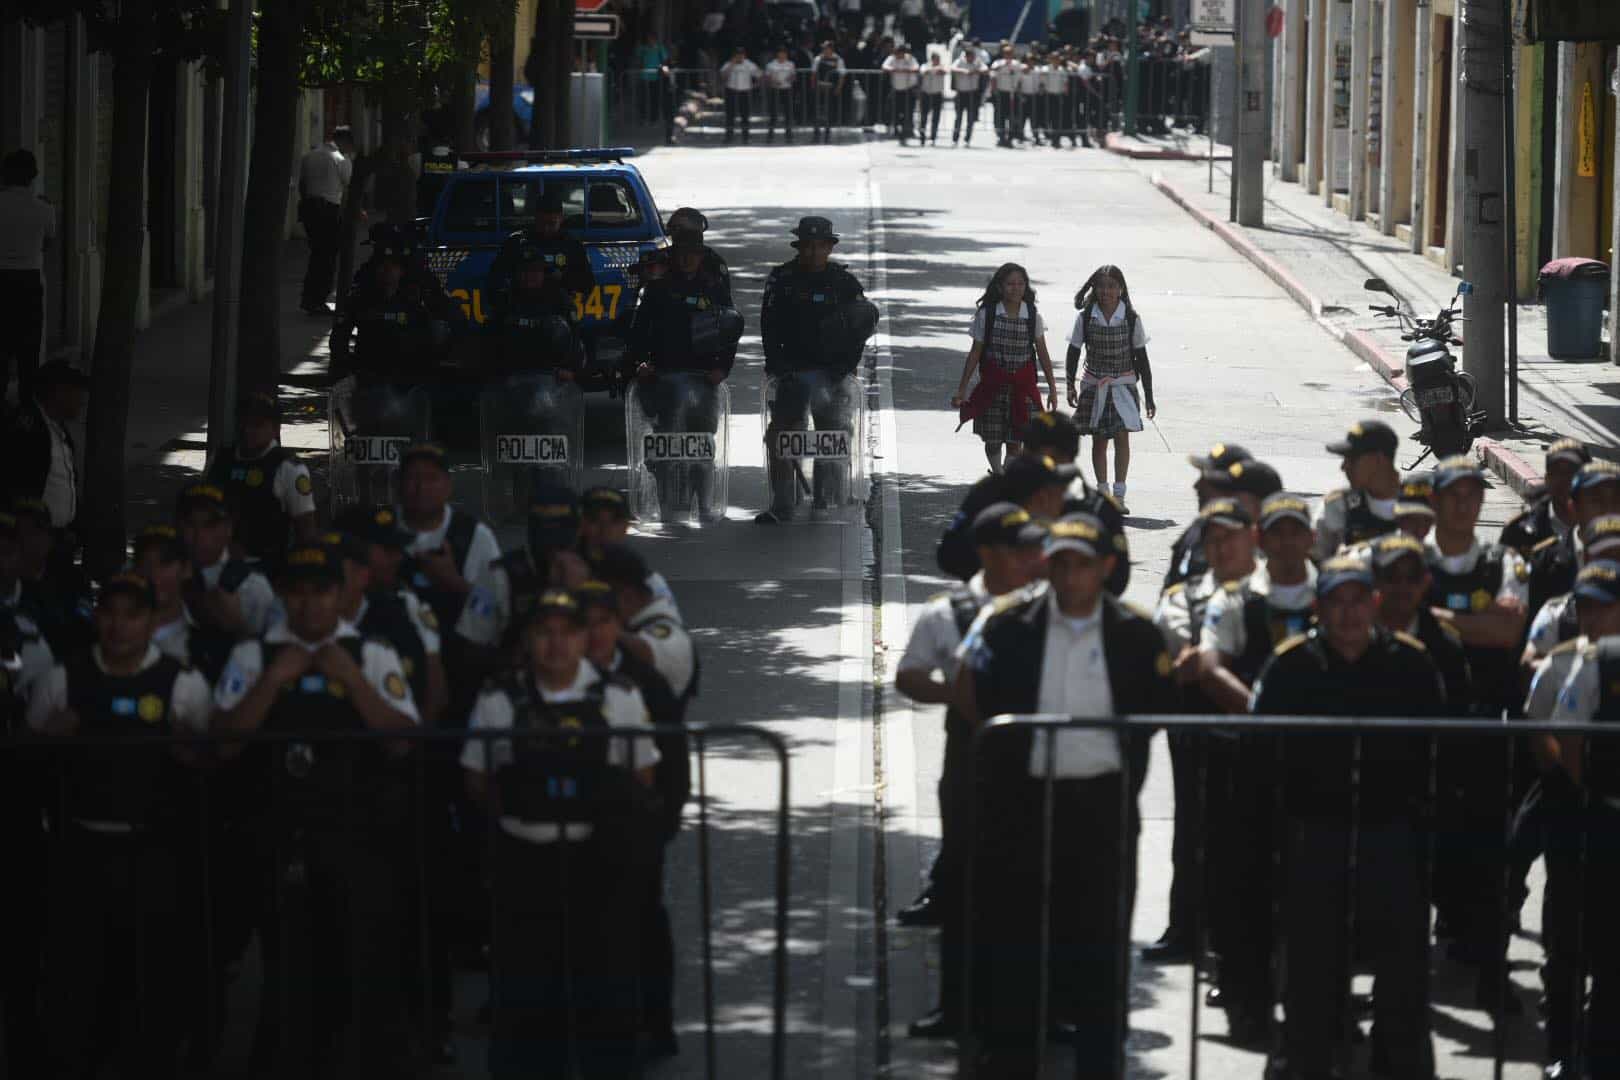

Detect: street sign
1190,0,1234,32
574,13,620,38
575,0,609,12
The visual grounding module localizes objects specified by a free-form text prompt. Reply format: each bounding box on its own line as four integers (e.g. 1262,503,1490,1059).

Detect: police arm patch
383,671,407,699
295,472,312,496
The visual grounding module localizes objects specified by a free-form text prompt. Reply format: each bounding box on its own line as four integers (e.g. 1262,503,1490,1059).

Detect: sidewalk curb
1149,173,1544,495
1106,131,1230,162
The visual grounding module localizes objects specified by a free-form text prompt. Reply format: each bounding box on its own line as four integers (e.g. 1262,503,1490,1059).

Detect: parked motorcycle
1365,277,1486,466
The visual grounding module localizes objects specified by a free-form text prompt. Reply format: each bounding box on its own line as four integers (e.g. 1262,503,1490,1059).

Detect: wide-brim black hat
791,216,840,246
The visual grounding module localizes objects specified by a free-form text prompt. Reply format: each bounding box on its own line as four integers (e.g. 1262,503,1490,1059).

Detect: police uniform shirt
630,595,695,699
990,58,1022,92
225,441,316,521
5,609,54,701
151,610,198,665
40,408,77,528
1153,571,1219,654
358,591,441,656
1549,642,1613,728
460,659,658,843
459,557,677,648
1423,537,1529,611
1041,62,1070,94
1526,636,1588,720
1202,562,1317,659
402,504,502,594
1527,594,1575,657
1031,598,1122,778
1312,491,1397,561
883,54,921,90
898,571,990,679
1016,64,1040,94
213,620,420,724
198,554,283,637
720,57,762,91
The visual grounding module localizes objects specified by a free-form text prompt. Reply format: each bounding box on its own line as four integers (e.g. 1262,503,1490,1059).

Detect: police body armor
62,654,187,827
496,234,584,373
206,445,298,562
404,510,480,633
494,550,547,653
1427,544,1518,716
358,589,431,706
1588,638,1620,802
492,673,650,847
261,637,408,825
185,560,266,639
1529,533,1579,627
355,285,441,376
1229,582,1315,686
1339,488,1400,548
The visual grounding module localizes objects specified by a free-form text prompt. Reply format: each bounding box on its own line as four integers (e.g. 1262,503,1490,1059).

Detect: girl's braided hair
1073,264,1133,315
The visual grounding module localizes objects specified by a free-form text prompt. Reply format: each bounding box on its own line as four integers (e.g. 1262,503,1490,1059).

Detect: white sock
1113,482,1127,499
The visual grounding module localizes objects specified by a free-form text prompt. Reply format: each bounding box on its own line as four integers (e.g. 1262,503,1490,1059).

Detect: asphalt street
252,136,1540,1078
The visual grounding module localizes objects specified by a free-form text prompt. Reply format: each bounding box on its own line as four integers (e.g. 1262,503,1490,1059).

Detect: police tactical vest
1339,489,1399,547
406,510,480,632
63,653,187,826
496,550,545,651
1588,637,1620,800
493,674,642,833
1427,543,1519,714
358,589,430,705
1529,533,1579,624
207,444,297,562
1232,582,1315,686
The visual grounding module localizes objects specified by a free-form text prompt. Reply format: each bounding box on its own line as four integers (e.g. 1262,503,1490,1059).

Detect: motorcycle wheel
1397,387,1424,424
1454,371,1479,411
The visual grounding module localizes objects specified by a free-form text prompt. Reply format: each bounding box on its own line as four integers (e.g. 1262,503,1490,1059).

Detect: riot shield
626,371,731,526
760,369,865,523
479,372,586,524
328,376,433,513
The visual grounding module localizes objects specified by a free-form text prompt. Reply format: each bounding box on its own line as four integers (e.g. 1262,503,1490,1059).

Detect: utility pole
1235,0,1267,224
1459,0,1506,425
207,0,251,460
1124,26,1141,136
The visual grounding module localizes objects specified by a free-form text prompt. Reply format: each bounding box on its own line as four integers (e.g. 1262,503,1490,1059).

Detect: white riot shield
625,371,731,526
328,376,433,514
759,370,865,523
478,373,586,525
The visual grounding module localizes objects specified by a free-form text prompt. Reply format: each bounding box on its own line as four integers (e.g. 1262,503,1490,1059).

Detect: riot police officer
203,389,318,562
1313,420,1403,559
331,223,462,378
757,216,876,524
625,227,742,524
665,207,731,287
461,587,658,1079
486,188,595,377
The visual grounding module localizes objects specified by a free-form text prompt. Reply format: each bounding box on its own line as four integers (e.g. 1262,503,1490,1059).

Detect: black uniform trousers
1541,798,1620,1073
993,89,1016,144
643,372,723,518
489,831,640,1080
298,197,343,311
918,91,944,141
934,713,972,1022
766,87,794,138
952,89,981,142
1432,735,1517,979
972,772,1134,1079
1164,730,1204,945
0,268,44,401
1281,815,1433,1080
44,826,185,1079
640,845,677,1035
724,89,752,142
0,753,48,1077
891,88,916,140
1206,734,1276,1019
814,87,840,141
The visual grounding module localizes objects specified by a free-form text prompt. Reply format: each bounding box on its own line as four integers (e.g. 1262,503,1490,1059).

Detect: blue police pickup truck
420,147,667,385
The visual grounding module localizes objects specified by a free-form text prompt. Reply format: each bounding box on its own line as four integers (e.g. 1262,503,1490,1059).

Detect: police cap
581,487,632,519
574,579,618,614
317,530,370,566
1019,410,1080,459
791,216,840,246
527,485,581,550
1198,497,1252,531
332,505,413,550
174,483,231,521
1546,438,1592,471
1580,514,1620,559
1185,441,1252,472
133,523,187,563
1370,533,1426,572
1202,459,1282,499
524,588,585,627
971,502,1048,548
1003,454,1079,503
1573,461,1620,496
277,543,343,588
399,442,451,472
1432,454,1486,491
592,544,652,593
1258,493,1312,531
1326,420,1399,458
1574,561,1620,606
1043,512,1111,560
1317,554,1374,597
1395,471,1435,519
99,572,156,609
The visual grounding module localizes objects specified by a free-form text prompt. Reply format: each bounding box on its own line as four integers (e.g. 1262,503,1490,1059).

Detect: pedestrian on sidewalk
0,149,55,405
989,44,1020,146
296,126,355,317
952,263,1058,476
882,43,921,144
764,46,798,142
950,46,987,144
1066,265,1153,514
719,47,762,144
918,52,947,144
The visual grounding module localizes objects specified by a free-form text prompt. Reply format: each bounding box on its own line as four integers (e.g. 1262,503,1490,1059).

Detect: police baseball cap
1395,471,1436,519
1203,459,1283,499
133,523,187,563
581,486,632,519
1317,554,1375,597
592,544,652,592
1043,512,1110,559
277,543,343,587
1432,454,1486,491
236,389,280,420
1186,441,1252,472
791,216,840,246
400,442,450,472
1580,515,1620,558
574,579,618,613
1573,561,1620,606
1370,533,1427,572
317,530,370,566
971,502,1048,548
99,572,156,609
175,483,231,521
1003,454,1079,503
1258,493,1312,531
1546,438,1592,470
527,485,581,549
1326,420,1399,458
523,588,585,627
1199,497,1253,531
333,505,413,549
1020,410,1080,457
1573,461,1620,495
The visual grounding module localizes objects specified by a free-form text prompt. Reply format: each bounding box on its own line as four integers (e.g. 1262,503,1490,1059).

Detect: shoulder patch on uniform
1392,630,1429,653
1162,582,1186,597
1222,579,1243,594
295,473,312,496
1274,633,1310,656
1323,489,1345,503
1515,560,1530,582
647,622,673,640
383,671,407,699
1154,651,1173,678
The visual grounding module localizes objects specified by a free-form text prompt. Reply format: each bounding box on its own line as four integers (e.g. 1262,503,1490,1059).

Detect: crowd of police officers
898,414,1620,1079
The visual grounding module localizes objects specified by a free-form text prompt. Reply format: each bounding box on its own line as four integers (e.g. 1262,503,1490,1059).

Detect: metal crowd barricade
611,68,899,139
1,722,790,1080
962,713,1610,1080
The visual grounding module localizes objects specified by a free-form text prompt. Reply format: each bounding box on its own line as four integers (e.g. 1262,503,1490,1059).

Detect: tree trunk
551,0,575,147
451,62,478,153
490,26,517,151
377,104,419,223
81,0,156,579
238,0,312,395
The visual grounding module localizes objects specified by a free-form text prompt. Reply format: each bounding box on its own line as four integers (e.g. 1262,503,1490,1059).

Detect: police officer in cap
1164,441,1253,591
9,494,93,657
626,224,741,523
934,451,1076,575
1527,457,1620,638
897,502,1046,1039
396,441,503,633
757,216,877,523
203,389,318,562
1524,515,1620,665
332,222,463,377
1252,555,1442,1080
212,541,421,1074
487,187,596,378
133,523,233,680
577,486,681,613
174,483,282,640
1394,470,1437,542
1314,420,1403,559
458,484,590,663
29,571,213,1078
665,207,731,287
461,587,659,1078
324,527,445,724
1501,437,1588,557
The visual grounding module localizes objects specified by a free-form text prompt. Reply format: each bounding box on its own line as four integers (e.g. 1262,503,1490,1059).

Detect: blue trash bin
1538,257,1609,360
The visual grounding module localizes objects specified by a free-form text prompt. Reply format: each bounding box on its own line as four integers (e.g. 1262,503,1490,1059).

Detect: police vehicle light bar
461,147,637,165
